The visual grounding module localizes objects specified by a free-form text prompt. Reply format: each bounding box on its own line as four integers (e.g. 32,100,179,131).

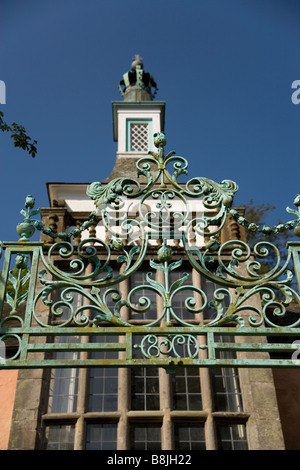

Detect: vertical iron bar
20,244,42,361
0,245,11,319
288,242,300,293
126,331,132,361
207,332,215,361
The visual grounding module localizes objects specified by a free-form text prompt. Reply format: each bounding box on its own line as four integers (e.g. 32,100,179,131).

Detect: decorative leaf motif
207,301,245,328
149,258,165,272
21,270,31,287
167,259,183,273
86,177,140,208
137,163,153,184
280,286,294,305
28,209,40,217
5,292,14,308
113,300,128,318
117,245,141,265
286,207,298,217
227,259,239,274
169,272,189,295
4,266,31,314
172,162,188,182
16,292,28,306
8,271,18,290
146,271,164,294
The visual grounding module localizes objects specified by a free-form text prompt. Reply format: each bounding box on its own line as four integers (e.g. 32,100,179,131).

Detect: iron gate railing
1,133,300,371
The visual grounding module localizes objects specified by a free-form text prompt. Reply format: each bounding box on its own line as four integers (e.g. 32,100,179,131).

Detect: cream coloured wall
0,370,18,450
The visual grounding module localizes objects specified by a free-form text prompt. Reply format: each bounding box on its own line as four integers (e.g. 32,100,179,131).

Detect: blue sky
0,0,299,244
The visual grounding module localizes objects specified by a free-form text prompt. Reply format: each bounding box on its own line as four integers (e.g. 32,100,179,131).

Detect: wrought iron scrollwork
7,132,300,329
134,334,207,359
0,132,300,369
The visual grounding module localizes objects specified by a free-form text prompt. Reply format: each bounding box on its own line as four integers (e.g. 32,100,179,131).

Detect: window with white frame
126,119,152,152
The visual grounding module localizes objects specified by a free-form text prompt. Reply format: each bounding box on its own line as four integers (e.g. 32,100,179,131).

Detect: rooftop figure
118,54,158,101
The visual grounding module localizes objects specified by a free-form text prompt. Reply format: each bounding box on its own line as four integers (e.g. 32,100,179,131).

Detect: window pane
174,425,206,450
45,425,75,450
89,368,118,412
210,336,243,412
48,336,80,413
217,424,248,450
131,367,160,410
130,424,161,450
88,336,119,412
88,369,118,411
48,368,79,413
86,424,117,450
172,367,202,410
210,367,243,412
130,122,149,152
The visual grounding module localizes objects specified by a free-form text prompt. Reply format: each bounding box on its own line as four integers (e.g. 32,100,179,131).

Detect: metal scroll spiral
134,334,204,359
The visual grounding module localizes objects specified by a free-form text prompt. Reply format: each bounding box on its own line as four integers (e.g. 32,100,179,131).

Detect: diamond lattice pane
130,123,149,151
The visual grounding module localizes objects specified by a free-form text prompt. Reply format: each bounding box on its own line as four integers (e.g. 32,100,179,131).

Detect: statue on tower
118,54,158,101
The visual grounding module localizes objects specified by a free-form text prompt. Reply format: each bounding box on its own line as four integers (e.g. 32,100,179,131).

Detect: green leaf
29,209,40,217
5,291,14,308
20,270,30,287
16,292,28,306
145,271,164,294
8,271,17,290
149,258,165,271
169,272,189,295
167,258,183,272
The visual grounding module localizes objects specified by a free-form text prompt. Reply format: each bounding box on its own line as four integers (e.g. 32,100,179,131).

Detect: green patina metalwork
0,132,300,371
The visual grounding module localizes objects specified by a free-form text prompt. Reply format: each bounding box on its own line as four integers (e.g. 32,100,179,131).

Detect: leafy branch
0,111,37,157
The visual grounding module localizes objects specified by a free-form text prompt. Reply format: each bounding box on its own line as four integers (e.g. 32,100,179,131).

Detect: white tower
108,55,165,180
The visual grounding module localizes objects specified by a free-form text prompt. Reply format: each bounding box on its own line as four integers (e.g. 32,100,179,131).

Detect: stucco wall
0,370,18,450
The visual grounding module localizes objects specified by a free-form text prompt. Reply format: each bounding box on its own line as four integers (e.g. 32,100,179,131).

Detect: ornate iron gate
1,133,300,371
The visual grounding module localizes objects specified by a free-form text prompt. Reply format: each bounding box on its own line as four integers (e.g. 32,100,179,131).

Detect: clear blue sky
0,0,299,244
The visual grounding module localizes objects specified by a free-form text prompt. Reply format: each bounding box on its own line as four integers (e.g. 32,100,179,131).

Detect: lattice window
210,336,244,412
85,424,118,450
130,424,162,450
129,122,149,151
216,424,248,450
47,336,80,414
174,424,206,450
131,367,160,410
172,366,202,411
88,336,119,412
45,425,75,451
